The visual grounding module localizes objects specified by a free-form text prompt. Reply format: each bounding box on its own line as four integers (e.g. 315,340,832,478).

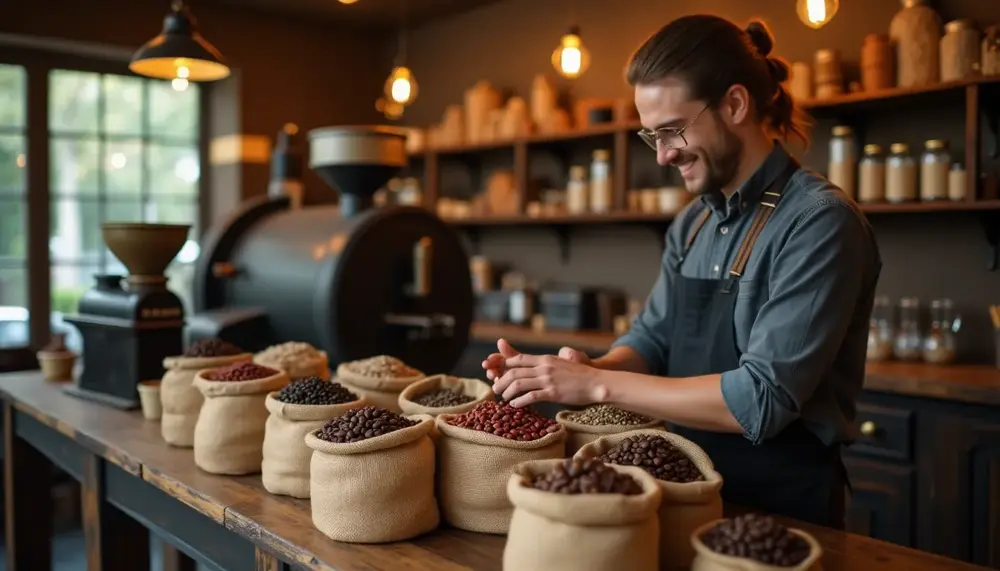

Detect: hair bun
766,58,790,82
745,20,774,56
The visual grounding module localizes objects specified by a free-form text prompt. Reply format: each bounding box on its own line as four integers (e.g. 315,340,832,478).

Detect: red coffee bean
447,401,558,442
207,362,279,382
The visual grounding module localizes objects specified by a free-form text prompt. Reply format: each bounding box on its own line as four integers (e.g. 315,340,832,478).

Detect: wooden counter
0,372,992,571
470,322,1000,406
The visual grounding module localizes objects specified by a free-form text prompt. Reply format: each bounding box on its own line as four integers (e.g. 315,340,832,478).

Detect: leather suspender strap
728,159,800,277
683,208,712,254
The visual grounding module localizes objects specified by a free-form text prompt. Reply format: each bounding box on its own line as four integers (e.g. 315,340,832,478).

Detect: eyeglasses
636,103,710,151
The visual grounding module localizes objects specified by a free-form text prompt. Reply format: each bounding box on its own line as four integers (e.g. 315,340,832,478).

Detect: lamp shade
130,2,230,82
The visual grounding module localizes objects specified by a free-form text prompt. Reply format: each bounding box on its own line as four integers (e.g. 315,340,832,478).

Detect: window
0,63,27,349
48,70,201,351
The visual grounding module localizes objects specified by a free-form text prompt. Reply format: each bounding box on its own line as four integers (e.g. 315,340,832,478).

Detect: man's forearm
590,346,651,374
592,370,744,433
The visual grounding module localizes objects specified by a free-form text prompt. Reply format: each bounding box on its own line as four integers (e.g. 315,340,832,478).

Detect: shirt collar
701,142,791,218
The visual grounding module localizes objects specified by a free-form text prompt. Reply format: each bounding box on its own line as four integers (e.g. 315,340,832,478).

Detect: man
484,15,881,529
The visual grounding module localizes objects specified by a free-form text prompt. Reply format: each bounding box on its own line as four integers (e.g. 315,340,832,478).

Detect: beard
673,121,743,196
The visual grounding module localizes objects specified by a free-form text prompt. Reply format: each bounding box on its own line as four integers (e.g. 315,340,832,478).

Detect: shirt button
720,226,729,235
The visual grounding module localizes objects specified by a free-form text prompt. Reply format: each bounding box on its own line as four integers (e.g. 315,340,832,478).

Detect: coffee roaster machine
63,125,475,408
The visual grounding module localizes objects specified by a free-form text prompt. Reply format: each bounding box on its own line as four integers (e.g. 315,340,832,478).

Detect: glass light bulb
175,64,190,79
390,77,411,104
171,78,189,91
551,32,590,79
383,66,418,106
796,0,839,29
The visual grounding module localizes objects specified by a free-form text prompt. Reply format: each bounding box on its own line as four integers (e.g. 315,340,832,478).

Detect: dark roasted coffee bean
527,458,642,495
411,388,474,408
565,405,653,426
447,401,559,441
700,513,811,567
276,377,358,405
599,434,704,483
315,406,416,443
207,362,278,382
184,338,244,358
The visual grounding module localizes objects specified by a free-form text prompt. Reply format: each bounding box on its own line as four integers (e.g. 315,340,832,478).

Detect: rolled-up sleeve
610,227,680,376
721,200,867,444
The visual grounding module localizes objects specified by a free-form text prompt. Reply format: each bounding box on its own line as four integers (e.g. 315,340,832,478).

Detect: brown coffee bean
184,338,244,358
599,434,704,483
315,406,416,443
411,388,474,408
565,405,653,426
207,362,279,382
276,377,358,405
700,513,811,567
526,458,642,495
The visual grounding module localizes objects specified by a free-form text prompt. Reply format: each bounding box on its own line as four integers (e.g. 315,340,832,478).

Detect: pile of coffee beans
255,342,322,369
315,406,417,443
599,434,705,483
206,362,279,382
699,514,811,567
565,405,653,426
184,338,244,358
411,387,474,408
447,401,560,441
526,458,643,495
276,377,358,405
345,355,421,379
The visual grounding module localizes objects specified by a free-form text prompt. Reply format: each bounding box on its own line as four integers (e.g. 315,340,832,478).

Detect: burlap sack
160,353,252,447
305,414,439,543
260,392,367,498
690,519,823,571
576,429,724,570
398,374,494,416
555,409,665,456
433,414,567,534
504,458,662,571
255,350,330,381
192,369,290,475
335,363,424,413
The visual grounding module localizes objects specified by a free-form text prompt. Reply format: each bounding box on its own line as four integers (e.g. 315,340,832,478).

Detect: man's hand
493,352,607,408
557,346,591,365
482,338,521,382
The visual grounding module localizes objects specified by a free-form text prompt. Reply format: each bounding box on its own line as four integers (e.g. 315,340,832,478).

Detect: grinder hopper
308,125,408,217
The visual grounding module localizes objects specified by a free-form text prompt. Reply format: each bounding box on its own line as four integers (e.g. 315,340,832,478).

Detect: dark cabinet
843,457,915,546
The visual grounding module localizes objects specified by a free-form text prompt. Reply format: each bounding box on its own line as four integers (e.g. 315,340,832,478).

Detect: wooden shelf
470,321,617,353
800,75,1000,111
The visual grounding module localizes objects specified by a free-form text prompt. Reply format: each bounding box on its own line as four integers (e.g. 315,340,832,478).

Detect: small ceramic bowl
137,380,162,420
36,350,76,382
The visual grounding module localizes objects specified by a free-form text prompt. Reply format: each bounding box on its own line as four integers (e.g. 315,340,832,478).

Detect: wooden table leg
82,454,150,571
161,543,197,571
3,401,52,571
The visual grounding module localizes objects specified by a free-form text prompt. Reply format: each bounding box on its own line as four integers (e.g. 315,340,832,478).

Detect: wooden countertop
471,322,1000,406
0,372,992,571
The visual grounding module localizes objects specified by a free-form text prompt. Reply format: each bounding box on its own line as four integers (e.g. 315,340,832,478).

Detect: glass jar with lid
858,144,886,203
894,297,923,361
920,139,951,201
941,19,981,82
922,298,961,364
867,295,895,362
885,143,918,203
828,125,856,199
566,165,589,215
590,149,612,214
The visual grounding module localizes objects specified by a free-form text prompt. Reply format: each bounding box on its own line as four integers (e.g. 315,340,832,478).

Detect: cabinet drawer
848,404,914,461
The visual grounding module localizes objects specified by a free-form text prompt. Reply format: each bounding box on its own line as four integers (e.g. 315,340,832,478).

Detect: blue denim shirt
613,144,882,446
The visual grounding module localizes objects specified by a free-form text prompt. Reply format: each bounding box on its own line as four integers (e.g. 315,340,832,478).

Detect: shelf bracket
983,103,1000,159
553,225,572,264
979,211,1000,272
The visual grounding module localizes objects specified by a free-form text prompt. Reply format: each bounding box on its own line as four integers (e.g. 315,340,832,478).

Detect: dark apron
667,158,848,529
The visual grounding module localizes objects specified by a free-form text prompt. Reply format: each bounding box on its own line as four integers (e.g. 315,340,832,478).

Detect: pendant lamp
130,0,230,83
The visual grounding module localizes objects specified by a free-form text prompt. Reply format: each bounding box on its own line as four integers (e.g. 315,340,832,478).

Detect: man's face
634,79,742,195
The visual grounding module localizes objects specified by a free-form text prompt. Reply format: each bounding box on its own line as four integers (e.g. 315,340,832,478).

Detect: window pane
103,74,144,136
104,199,143,224
51,138,100,196
149,80,199,140
104,140,143,197
0,64,26,129
149,145,199,196
146,197,197,228
0,134,25,194
0,198,27,260
0,267,28,348
50,198,102,264
49,70,100,133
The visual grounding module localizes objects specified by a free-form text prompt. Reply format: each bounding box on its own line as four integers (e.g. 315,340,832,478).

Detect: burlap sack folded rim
397,374,495,415
555,409,664,436
506,458,663,527
192,368,290,397
575,428,724,502
304,414,435,456
435,412,568,450
263,391,367,422
254,350,329,376
689,518,823,571
335,361,426,392
163,352,253,371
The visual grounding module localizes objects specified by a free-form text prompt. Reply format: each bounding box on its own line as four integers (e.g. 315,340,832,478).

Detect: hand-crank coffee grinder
63,223,190,409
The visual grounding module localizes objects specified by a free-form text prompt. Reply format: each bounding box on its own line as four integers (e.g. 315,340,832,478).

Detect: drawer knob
860,420,877,436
